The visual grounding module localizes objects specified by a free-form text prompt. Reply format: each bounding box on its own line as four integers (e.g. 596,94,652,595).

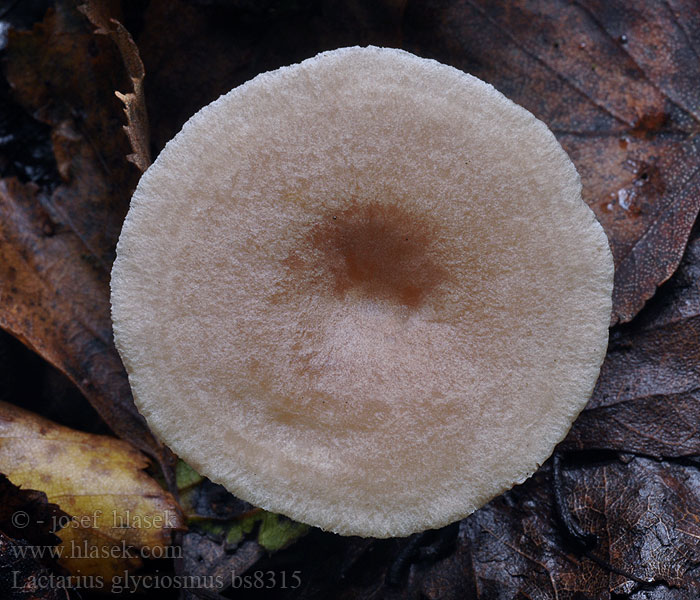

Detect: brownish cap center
284,200,448,308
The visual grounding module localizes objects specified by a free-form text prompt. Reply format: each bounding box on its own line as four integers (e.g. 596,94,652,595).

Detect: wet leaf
0,1,172,477
0,401,184,583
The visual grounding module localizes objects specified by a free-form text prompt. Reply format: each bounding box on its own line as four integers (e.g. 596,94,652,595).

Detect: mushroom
111,46,613,538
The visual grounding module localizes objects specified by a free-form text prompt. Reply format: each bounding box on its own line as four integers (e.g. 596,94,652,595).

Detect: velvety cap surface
111,46,614,538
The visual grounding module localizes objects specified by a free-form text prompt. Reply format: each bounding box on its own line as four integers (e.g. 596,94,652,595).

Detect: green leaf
176,459,204,490
257,512,309,552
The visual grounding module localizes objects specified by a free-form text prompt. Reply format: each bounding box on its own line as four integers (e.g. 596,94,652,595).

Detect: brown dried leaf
421,470,609,600
0,531,66,600
403,0,700,324
78,0,151,172
564,229,700,457
0,474,68,552
0,475,69,600
181,534,263,598
566,458,700,596
0,2,171,476
419,459,700,599
0,178,158,464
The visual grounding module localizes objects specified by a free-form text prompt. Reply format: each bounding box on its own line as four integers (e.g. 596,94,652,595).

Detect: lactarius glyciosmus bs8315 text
111,46,614,538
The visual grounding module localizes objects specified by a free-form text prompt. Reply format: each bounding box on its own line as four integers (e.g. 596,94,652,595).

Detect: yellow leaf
0,401,184,583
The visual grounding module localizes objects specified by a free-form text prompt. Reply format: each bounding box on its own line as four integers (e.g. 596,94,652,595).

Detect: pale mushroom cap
111,46,613,538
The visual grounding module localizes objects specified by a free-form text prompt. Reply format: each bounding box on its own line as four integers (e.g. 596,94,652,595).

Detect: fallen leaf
419,458,700,600
0,532,67,600
0,328,109,438
3,2,700,599
402,0,700,324
181,534,263,598
0,474,68,552
566,458,700,596
0,475,70,600
256,513,309,553
564,229,700,458
78,0,151,172
0,1,172,477
178,458,308,553
0,401,184,584
175,460,204,492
